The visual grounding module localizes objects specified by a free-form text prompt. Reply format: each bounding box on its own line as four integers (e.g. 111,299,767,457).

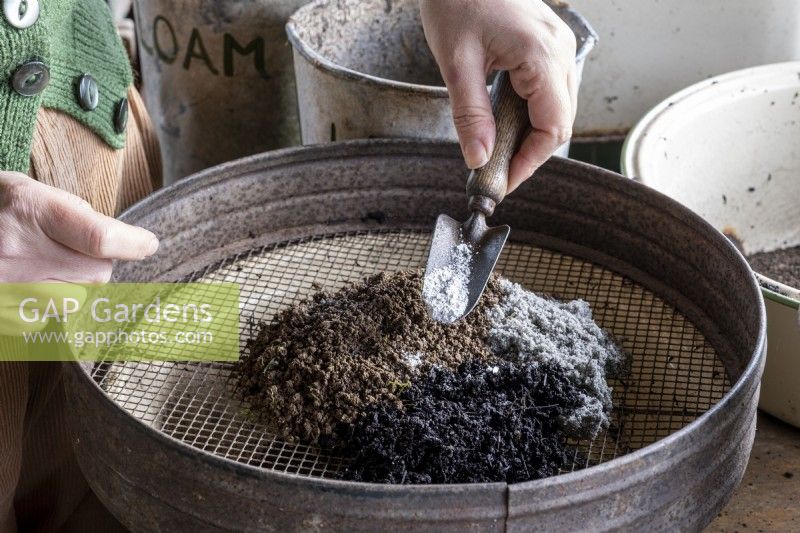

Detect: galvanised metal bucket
285,0,596,157
622,62,800,427
134,0,310,184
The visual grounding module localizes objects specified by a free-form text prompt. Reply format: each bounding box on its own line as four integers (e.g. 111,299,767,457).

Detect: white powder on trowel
486,279,628,439
422,243,473,324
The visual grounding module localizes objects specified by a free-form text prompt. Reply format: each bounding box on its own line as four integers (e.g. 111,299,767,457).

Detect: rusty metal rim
89,139,765,493
285,0,596,98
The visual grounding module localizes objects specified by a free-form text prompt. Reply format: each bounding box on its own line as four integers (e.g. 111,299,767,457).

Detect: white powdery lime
422,243,473,324
402,351,424,369
486,279,628,439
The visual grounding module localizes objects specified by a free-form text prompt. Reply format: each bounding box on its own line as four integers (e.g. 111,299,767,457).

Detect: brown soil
747,245,800,288
237,270,502,444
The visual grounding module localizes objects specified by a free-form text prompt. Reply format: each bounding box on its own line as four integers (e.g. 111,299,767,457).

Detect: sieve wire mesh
91,230,730,479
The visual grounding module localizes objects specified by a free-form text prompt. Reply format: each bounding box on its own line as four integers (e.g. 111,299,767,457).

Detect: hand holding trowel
423,71,531,323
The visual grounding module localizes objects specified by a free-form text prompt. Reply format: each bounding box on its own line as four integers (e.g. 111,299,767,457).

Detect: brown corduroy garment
30,88,161,217
0,87,160,533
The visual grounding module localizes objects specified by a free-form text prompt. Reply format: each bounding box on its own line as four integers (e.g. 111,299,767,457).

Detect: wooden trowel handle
466,71,530,217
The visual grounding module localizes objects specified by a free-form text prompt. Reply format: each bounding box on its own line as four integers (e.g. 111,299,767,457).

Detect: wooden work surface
707,412,800,532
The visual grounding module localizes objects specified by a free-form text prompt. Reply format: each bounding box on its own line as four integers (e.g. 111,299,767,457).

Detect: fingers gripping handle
466,71,530,216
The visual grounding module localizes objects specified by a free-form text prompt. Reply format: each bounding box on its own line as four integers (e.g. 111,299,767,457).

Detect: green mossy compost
237,269,626,484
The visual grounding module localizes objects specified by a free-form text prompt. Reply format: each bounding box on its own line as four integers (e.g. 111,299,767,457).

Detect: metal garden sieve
63,140,765,532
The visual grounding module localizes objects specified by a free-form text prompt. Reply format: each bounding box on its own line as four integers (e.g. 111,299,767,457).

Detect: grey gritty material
286,0,597,157
63,139,765,531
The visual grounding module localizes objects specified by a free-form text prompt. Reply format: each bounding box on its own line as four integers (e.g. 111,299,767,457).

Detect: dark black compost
332,359,584,484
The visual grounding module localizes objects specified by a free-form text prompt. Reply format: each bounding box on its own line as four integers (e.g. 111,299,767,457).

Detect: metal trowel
423,71,530,322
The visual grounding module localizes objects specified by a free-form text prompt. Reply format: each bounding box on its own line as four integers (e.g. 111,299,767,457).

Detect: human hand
420,0,577,193
0,171,159,283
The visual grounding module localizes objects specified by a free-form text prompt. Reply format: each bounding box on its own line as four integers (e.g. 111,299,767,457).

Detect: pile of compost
237,269,627,484
335,359,583,483
748,244,800,288
238,271,501,443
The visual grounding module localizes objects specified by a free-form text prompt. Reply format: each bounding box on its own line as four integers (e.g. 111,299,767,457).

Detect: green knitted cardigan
0,0,132,172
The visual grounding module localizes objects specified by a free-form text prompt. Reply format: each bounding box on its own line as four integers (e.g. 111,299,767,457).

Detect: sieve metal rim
63,140,767,530
78,182,765,493
106,141,765,487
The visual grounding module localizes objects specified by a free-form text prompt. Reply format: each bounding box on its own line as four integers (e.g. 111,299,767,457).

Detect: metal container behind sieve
63,140,765,531
286,0,595,157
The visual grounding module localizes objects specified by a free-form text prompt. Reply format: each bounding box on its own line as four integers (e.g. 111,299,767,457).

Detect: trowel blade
424,213,510,322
